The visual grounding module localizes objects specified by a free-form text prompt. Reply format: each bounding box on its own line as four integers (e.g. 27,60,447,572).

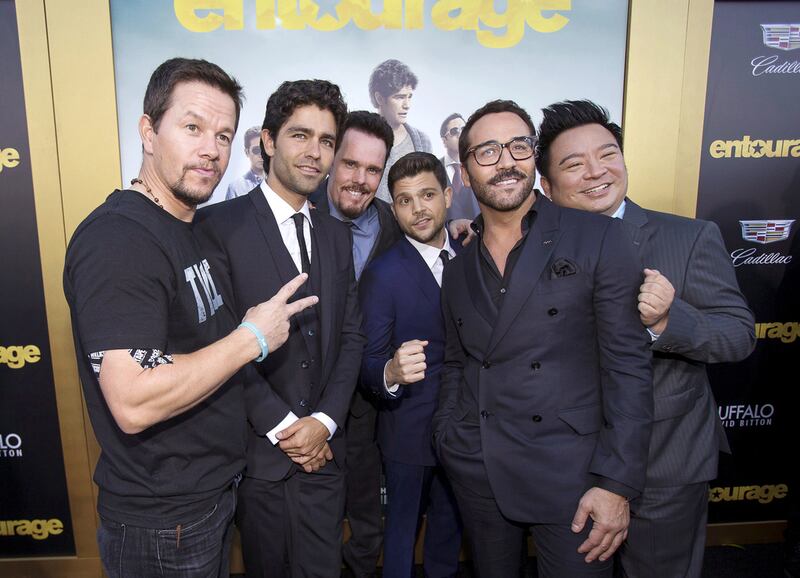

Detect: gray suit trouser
617,482,708,578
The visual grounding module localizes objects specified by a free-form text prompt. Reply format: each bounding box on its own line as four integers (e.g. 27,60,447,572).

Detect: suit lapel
463,242,495,327
397,238,441,310
368,200,399,267
486,197,561,356
248,189,298,284
621,198,653,259
311,211,335,373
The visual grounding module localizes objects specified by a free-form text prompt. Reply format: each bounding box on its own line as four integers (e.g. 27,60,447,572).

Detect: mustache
343,184,370,195
185,163,220,175
489,168,527,185
413,212,433,224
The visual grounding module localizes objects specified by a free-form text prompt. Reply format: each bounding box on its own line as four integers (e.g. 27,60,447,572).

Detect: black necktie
440,249,451,271
292,213,311,275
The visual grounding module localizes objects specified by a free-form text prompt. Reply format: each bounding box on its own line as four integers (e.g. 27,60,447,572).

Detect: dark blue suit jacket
359,235,461,466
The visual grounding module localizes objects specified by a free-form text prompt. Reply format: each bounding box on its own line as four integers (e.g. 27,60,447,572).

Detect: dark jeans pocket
156,490,235,578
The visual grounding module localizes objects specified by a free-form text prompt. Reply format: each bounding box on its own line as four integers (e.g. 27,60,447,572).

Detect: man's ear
540,176,552,199
443,185,453,209
460,164,470,189
261,128,275,157
374,92,385,109
139,115,155,155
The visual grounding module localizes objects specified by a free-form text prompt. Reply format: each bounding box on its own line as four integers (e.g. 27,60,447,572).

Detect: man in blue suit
359,152,463,578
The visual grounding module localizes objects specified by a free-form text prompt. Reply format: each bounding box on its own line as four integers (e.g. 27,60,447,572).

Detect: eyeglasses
445,126,462,137
249,145,261,155
466,136,535,166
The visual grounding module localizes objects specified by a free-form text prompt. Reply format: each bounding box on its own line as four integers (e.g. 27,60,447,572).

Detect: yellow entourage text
174,0,571,48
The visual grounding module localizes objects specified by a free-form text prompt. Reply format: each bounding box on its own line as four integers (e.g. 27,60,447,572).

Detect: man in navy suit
537,100,755,578
432,100,654,577
360,152,463,578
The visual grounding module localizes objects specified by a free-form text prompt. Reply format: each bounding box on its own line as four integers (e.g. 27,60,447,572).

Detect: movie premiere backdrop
0,0,75,557
696,1,799,523
111,0,629,203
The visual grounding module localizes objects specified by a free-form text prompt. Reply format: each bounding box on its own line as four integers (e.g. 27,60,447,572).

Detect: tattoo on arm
88,349,174,376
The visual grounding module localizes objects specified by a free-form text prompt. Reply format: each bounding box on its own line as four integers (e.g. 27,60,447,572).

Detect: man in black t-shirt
63,58,317,578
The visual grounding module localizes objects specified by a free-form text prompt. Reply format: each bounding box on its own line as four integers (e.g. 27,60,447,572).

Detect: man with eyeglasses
225,126,265,200
439,113,479,221
431,100,653,578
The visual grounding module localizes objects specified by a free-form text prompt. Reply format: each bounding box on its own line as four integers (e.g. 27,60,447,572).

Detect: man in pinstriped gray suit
537,100,756,578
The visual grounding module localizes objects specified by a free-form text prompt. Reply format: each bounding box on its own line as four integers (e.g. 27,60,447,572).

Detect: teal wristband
239,322,269,362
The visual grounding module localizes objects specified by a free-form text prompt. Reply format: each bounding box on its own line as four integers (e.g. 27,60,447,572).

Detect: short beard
336,184,372,219
170,167,219,208
471,168,534,212
400,213,446,246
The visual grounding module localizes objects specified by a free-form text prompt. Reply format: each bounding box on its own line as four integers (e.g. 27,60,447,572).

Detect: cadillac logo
761,24,800,51
739,220,795,244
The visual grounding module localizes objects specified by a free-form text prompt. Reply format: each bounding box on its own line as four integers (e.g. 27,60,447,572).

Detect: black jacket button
532,415,542,422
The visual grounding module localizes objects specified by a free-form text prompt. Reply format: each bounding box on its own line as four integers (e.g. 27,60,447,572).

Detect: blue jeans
97,486,236,578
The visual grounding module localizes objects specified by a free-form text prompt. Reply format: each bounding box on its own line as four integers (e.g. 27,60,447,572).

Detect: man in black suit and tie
309,110,402,577
432,100,654,578
439,113,479,222
359,152,463,578
196,80,365,577
537,100,755,578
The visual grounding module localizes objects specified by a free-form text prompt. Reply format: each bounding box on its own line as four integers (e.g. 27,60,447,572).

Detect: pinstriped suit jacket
621,199,756,487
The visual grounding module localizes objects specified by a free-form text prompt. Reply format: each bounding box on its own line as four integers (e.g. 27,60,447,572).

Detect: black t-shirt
63,190,247,527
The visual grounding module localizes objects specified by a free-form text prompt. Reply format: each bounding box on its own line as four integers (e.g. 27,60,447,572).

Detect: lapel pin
543,239,553,246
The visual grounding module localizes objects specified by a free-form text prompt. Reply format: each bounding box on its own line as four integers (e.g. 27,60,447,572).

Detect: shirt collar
444,152,460,167
610,199,627,220
261,180,313,226
405,230,455,271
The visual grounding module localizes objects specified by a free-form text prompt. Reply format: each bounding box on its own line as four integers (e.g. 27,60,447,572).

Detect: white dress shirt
259,181,337,442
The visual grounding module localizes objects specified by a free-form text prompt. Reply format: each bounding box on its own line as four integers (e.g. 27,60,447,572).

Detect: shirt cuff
595,477,639,501
311,412,337,440
265,411,299,445
646,327,660,342
383,360,400,397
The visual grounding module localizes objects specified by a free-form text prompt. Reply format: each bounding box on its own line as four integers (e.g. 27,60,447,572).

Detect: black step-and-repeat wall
697,0,799,523
0,0,75,557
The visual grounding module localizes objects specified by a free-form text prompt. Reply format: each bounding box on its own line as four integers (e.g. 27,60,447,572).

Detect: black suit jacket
195,187,365,481
433,195,654,524
621,198,755,487
312,178,403,417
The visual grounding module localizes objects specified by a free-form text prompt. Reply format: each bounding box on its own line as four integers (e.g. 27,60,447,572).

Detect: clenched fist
384,340,428,385
638,268,675,334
